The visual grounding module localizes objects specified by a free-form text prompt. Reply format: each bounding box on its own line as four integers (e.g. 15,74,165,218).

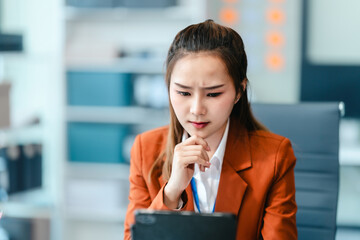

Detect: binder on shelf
0,148,8,195
68,122,129,163
67,71,133,107
21,144,42,190
32,145,42,188
1,146,23,194
0,144,43,194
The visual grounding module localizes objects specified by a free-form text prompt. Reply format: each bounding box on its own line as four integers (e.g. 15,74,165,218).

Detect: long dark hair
149,19,267,181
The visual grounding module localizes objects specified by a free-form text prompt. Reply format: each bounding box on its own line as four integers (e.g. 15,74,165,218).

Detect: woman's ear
234,92,241,104
235,78,247,104
241,78,248,92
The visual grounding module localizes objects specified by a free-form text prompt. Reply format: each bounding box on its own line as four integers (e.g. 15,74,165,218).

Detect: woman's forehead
170,53,232,86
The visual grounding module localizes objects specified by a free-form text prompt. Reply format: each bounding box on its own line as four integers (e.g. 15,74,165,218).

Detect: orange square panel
266,9,285,24
266,53,285,70
219,7,239,25
266,32,285,46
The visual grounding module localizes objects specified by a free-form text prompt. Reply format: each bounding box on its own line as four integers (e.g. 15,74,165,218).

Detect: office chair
252,102,342,240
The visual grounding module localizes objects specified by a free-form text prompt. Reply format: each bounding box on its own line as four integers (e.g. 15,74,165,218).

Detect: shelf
64,5,195,22
65,207,127,223
66,162,130,180
66,106,169,125
66,57,165,74
0,202,53,219
0,124,43,146
0,188,54,219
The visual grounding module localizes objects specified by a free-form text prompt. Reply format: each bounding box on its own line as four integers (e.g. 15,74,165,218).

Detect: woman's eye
177,91,191,96
207,92,222,97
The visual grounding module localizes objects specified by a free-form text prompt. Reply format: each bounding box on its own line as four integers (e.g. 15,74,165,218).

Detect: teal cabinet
67,71,132,106
68,122,129,163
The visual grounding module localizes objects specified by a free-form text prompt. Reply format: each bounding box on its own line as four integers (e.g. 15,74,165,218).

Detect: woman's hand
164,135,211,209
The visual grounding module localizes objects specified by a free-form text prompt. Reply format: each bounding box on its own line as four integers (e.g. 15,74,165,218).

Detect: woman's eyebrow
174,82,225,90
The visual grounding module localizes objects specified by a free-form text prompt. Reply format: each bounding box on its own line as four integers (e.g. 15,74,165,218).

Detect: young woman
124,20,297,240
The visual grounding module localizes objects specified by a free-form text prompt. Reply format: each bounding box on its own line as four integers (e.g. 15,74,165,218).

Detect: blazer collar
223,117,252,172
214,118,252,214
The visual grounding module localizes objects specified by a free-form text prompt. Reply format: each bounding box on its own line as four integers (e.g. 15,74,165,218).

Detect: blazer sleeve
123,134,179,240
261,138,298,240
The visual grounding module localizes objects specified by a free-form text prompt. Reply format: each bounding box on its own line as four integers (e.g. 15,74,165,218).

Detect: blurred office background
0,0,359,239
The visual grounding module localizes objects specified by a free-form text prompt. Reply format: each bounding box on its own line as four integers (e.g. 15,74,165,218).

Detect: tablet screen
131,210,237,240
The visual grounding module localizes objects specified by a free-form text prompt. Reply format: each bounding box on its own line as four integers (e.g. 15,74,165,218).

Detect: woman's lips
190,121,209,129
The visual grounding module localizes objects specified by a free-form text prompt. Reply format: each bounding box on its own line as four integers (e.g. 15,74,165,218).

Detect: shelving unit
61,2,204,239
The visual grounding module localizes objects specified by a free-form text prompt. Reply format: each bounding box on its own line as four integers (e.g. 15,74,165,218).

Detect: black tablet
131,210,237,240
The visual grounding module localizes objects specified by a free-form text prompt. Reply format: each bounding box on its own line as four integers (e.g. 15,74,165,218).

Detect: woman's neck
205,123,227,159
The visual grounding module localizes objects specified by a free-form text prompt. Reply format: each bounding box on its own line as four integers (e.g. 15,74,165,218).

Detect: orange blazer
124,119,297,240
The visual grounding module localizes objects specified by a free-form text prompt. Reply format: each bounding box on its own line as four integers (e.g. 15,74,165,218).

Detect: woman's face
169,53,240,141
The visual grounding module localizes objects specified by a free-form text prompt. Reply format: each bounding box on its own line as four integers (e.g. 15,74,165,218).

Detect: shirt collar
213,118,230,168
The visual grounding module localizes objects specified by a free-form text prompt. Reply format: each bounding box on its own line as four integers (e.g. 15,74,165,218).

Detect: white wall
309,0,360,64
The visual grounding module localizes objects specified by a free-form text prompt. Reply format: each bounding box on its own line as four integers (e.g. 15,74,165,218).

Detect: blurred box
68,123,129,163
67,71,132,107
121,0,176,8
0,82,11,129
0,34,23,52
133,75,168,109
66,0,116,8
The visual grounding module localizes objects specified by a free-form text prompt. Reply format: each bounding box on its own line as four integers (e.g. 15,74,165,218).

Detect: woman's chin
185,129,209,139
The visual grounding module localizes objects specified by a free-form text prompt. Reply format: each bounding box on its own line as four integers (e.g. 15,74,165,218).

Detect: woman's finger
177,148,210,170
177,155,211,168
183,135,211,151
178,147,209,161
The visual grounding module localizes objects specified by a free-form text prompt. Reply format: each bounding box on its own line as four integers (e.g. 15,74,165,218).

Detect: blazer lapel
215,119,252,215
214,160,248,214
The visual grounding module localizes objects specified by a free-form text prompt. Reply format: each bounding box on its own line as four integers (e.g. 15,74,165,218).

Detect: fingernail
206,146,211,151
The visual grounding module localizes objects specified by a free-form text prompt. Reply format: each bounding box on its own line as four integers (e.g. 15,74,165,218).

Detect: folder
2,145,23,194
21,144,42,190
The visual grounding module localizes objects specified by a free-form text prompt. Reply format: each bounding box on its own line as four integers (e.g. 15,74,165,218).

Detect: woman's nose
190,96,206,116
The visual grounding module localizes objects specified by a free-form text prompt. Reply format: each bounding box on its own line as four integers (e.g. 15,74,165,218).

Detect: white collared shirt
182,119,230,213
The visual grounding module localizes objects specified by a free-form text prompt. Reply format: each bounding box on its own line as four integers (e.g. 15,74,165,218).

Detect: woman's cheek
215,97,236,115
170,95,181,107
170,94,186,116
